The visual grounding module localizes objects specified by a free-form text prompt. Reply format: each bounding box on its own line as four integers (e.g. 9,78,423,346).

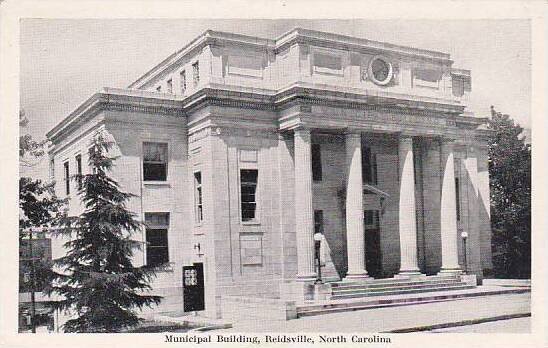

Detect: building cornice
47,88,185,143
49,84,483,145
128,28,455,90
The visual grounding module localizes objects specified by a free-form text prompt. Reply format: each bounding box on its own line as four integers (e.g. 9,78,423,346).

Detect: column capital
438,136,457,145
344,132,362,140
293,126,311,137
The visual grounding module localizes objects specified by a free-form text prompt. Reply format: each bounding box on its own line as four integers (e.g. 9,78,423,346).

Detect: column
344,133,369,281
397,136,421,275
439,139,461,273
294,127,317,281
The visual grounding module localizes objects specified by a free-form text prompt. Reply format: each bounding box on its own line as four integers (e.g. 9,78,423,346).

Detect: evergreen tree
46,131,162,332
488,106,531,279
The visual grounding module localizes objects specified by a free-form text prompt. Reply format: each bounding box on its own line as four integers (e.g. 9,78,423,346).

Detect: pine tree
488,106,531,279
46,131,162,332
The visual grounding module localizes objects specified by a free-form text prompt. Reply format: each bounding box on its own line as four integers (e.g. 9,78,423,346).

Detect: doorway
364,210,382,278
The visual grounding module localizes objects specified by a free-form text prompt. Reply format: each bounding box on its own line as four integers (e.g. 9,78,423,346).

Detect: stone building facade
47,28,493,319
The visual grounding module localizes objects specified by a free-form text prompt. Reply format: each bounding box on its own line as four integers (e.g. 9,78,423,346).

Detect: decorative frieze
188,125,278,144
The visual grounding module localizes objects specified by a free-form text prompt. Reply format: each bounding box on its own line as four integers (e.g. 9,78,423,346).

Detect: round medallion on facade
367,56,393,86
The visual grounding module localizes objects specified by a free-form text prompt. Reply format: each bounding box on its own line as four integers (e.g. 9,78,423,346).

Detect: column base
395,270,425,280
438,268,462,275
343,272,371,282
295,273,317,282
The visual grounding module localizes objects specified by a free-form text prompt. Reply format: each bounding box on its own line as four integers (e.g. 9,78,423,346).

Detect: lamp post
461,231,468,274
313,233,323,284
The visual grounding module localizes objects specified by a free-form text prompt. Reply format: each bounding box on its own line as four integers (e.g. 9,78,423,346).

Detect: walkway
226,292,530,332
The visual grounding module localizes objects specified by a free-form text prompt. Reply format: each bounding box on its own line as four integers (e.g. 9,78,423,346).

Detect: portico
287,114,464,284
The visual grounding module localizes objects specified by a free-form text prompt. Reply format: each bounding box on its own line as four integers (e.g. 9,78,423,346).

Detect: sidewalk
224,292,530,332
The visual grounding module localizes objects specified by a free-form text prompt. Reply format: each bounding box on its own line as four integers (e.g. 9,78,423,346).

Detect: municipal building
47,28,493,321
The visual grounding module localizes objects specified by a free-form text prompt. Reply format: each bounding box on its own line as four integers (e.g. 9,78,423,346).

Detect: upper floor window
180,70,186,94
145,212,170,266
194,171,203,223
143,142,168,181
75,154,82,190
312,143,322,181
63,161,70,195
362,146,377,185
192,61,200,86
49,158,55,181
240,169,258,222
166,78,173,93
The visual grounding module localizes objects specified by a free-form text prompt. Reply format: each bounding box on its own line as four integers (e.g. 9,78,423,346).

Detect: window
143,142,168,181
49,158,55,180
75,154,82,190
63,161,70,195
145,213,170,266
362,146,377,185
364,210,379,229
194,171,203,223
192,61,200,86
312,143,322,181
455,177,461,222
180,70,186,94
240,169,258,222
166,78,173,93
156,85,162,92
314,210,324,234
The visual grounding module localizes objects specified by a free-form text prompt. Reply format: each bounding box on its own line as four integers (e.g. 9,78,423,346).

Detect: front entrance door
364,210,382,278
183,263,205,312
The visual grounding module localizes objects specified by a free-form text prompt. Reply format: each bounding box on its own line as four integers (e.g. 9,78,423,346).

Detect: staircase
296,274,477,318
330,274,473,300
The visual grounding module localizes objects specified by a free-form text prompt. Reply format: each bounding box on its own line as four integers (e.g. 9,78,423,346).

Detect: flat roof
128,27,454,89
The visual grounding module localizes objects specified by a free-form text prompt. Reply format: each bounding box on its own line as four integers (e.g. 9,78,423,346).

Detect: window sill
143,181,171,188
241,221,261,226
148,262,174,272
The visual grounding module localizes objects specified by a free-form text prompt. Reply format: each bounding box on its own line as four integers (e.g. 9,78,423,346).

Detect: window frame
75,154,82,190
166,78,173,94
239,168,259,224
192,61,200,87
144,212,170,267
63,160,70,195
180,70,186,95
364,210,380,230
142,141,169,182
193,171,203,225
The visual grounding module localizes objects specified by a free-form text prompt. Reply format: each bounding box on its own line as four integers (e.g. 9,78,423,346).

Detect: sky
20,19,532,178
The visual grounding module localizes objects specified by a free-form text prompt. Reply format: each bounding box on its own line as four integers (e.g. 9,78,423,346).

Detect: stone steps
332,278,461,291
296,287,530,318
331,283,475,300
